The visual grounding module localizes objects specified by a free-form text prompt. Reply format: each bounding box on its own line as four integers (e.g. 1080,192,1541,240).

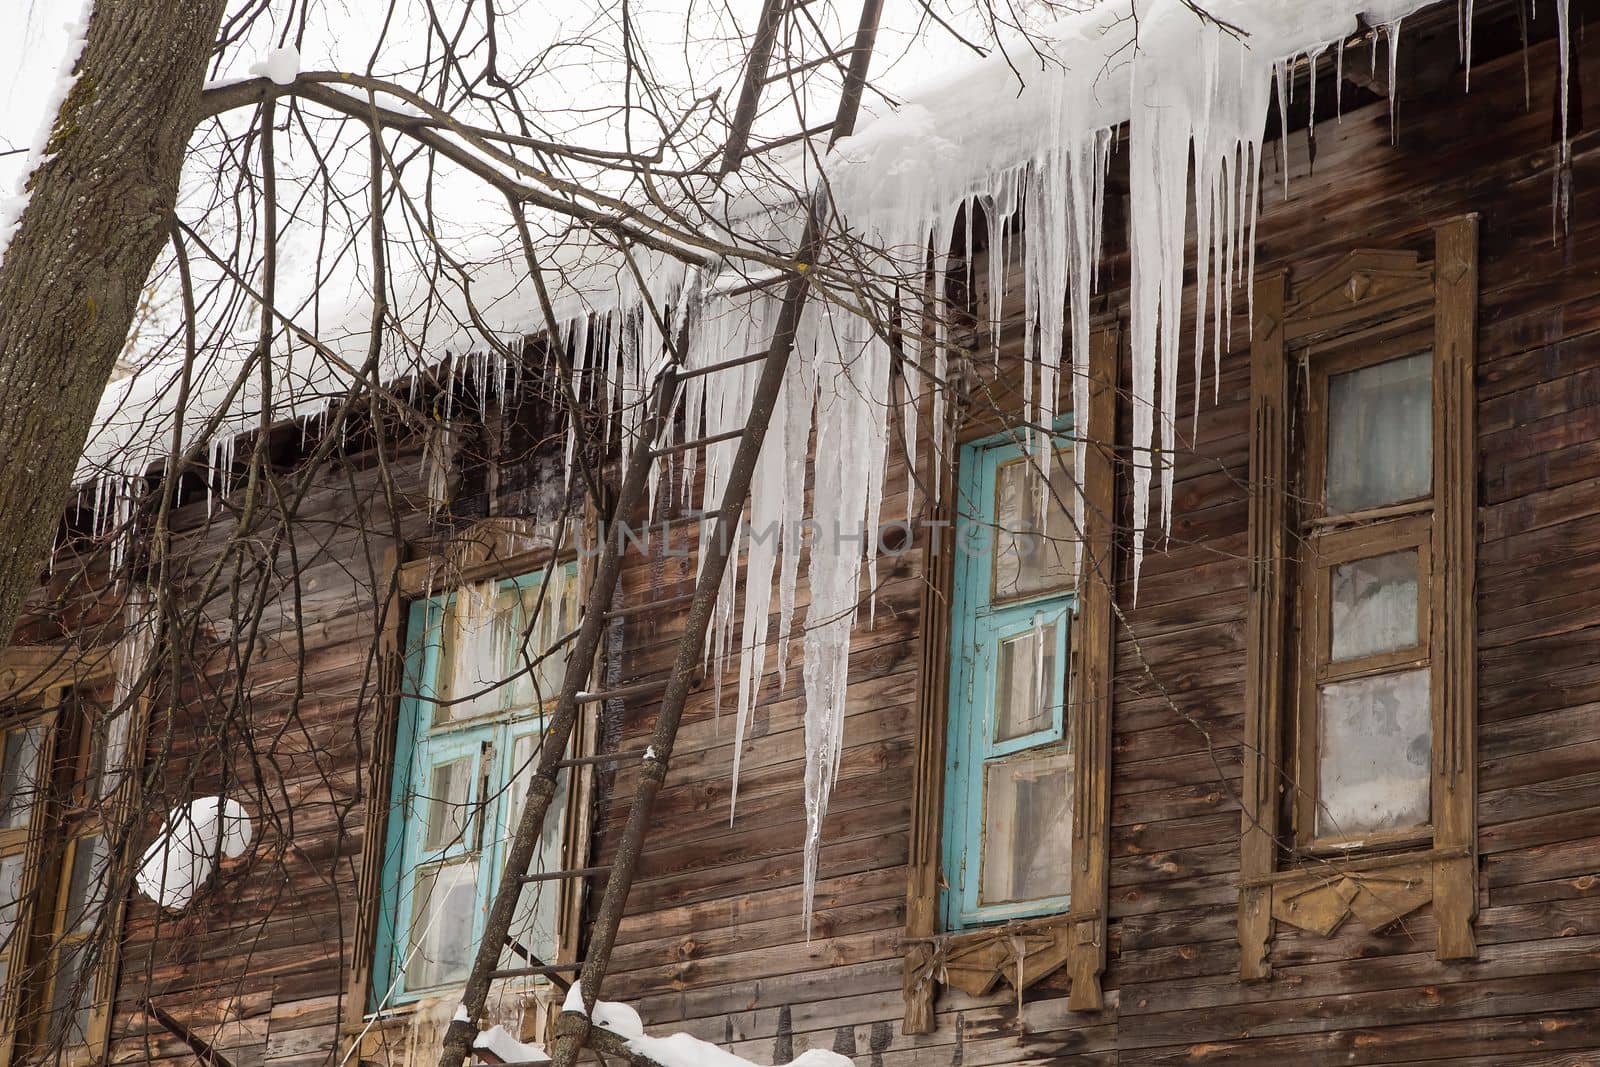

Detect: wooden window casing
348,521,598,1048
0,640,141,1067
903,325,1118,1031
941,430,1079,932
1239,217,1478,977
374,562,580,1004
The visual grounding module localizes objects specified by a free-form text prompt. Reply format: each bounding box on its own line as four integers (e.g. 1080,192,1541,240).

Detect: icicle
1308,47,1323,149
1387,20,1404,144
1336,38,1346,119
1464,0,1475,90
1555,0,1573,238
1274,60,1292,196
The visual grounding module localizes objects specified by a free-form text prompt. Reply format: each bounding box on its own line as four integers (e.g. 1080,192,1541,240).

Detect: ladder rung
762,48,851,85
522,865,612,883
745,122,835,158
604,592,695,620
489,962,583,979
651,427,744,458
672,349,772,382
576,678,664,704
556,748,651,769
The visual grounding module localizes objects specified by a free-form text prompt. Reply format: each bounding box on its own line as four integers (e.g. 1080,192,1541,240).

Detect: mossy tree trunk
0,0,227,642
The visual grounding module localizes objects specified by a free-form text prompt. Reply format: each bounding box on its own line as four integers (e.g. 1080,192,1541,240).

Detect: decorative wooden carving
1063,325,1119,1013
1270,861,1433,937
905,910,1093,1011
1238,270,1289,982
345,548,405,1020
1238,218,1480,976
902,324,1119,1030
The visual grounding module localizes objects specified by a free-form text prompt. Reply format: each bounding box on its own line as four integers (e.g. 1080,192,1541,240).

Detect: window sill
904,907,1099,1001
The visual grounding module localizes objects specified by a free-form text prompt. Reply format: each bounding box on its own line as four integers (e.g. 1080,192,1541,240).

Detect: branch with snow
135,797,254,911
469,986,854,1067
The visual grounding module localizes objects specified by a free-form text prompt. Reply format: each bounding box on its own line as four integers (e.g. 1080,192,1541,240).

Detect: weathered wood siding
596,17,1600,1067
15,10,1596,1067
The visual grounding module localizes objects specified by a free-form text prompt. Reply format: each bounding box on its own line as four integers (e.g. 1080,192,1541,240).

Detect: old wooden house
2,0,1599,1064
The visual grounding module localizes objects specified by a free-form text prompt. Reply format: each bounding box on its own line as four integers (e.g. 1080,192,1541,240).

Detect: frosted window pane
423,756,476,851
1317,669,1431,837
1327,353,1432,514
0,725,42,830
500,733,567,969
509,569,580,711
49,941,95,1045
0,852,23,980
980,749,1073,905
63,834,109,934
1330,550,1420,661
994,619,1059,743
993,450,1077,600
408,861,478,989
436,583,518,725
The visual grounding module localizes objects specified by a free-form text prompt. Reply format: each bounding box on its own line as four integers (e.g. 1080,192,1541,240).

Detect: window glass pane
1330,550,1420,661
407,860,478,990
509,568,580,711
993,450,1077,600
0,852,23,984
1317,668,1431,837
980,749,1073,905
499,733,567,970
49,940,96,1046
436,583,519,726
64,833,109,934
994,618,1059,743
0,725,42,831
423,755,476,851
1326,352,1432,514
89,706,132,803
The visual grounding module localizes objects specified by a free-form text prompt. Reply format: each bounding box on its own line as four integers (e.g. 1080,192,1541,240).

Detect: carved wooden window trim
346,519,597,1040
0,639,143,1067
903,325,1118,1031
1239,217,1478,977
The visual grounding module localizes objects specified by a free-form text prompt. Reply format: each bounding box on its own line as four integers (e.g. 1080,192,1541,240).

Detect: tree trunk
0,0,227,642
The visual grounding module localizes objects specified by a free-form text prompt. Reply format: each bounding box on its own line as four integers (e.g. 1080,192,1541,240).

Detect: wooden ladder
437,2,885,1065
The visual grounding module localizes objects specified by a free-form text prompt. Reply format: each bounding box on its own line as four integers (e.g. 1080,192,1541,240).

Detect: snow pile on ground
135,796,254,910
556,983,854,1066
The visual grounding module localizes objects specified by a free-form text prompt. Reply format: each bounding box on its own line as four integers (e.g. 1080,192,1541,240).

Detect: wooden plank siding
593,18,1600,1067
6,9,1599,1067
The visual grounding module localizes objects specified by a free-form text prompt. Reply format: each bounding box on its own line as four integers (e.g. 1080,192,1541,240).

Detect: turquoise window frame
372,563,577,1007
940,425,1077,931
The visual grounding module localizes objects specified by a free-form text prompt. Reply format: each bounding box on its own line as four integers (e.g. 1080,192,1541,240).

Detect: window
1239,220,1478,977
942,431,1078,930
0,663,132,1066
1294,351,1437,849
374,562,581,1005
903,326,1119,1030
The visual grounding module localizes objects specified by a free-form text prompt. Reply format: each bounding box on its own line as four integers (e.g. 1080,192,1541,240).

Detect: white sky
0,0,1087,199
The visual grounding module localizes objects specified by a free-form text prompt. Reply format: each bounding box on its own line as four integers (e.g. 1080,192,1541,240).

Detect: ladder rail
433,364,681,1067
436,0,885,1061
550,2,885,1063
